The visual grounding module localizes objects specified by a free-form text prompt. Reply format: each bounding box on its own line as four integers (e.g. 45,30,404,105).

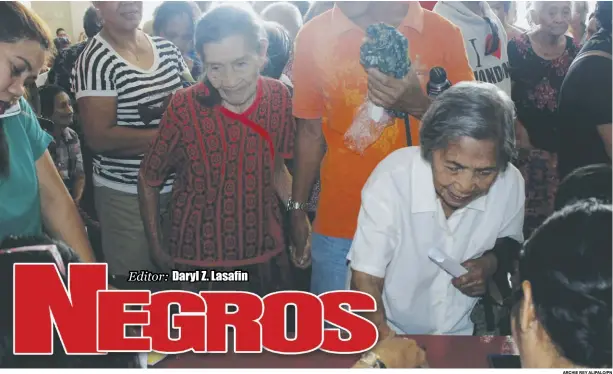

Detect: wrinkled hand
380,325,396,342
452,253,498,297
289,211,312,269
151,240,174,273
371,337,428,369
366,68,429,117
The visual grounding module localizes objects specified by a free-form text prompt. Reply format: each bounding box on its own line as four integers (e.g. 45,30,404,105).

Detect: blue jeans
310,233,352,295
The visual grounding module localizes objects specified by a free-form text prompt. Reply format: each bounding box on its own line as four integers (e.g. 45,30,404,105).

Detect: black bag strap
404,114,412,146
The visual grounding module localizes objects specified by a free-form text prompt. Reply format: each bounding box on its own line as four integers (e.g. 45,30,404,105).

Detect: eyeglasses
0,245,66,276
484,17,501,57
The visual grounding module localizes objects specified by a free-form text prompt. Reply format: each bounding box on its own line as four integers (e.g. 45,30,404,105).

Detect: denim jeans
310,233,353,295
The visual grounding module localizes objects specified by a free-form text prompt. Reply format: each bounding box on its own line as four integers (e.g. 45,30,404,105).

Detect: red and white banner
12,263,378,356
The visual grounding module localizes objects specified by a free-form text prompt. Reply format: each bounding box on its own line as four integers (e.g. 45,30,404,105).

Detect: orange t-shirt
292,3,475,239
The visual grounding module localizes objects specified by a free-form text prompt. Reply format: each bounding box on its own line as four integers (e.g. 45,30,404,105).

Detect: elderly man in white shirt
347,82,525,338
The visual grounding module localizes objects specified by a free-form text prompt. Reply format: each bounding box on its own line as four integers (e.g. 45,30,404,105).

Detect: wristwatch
286,197,307,212
359,351,387,368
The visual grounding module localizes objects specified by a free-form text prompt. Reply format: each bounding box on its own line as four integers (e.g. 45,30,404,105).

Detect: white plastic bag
344,100,394,154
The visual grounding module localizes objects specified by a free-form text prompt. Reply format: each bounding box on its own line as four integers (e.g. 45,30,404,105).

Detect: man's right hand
289,210,312,269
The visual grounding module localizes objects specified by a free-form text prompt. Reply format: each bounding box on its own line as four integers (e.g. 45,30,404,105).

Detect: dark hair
595,1,612,32
419,81,517,171
516,200,612,368
261,21,291,80
555,164,612,210
0,1,54,178
38,84,69,119
55,27,65,36
0,235,144,368
152,1,198,37
195,4,265,107
83,6,102,39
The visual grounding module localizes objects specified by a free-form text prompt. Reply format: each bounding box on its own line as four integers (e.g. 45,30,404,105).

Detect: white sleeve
347,173,399,279
72,42,118,99
498,165,525,243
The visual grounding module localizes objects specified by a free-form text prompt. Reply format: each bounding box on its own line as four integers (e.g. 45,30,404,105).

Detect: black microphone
427,67,452,98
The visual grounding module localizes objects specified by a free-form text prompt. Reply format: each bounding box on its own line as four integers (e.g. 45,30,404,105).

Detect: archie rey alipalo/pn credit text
126,270,250,283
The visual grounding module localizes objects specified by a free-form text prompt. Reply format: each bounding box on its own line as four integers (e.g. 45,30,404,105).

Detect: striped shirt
72,34,187,194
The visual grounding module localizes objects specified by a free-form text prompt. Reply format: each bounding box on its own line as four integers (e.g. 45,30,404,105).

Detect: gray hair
419,81,517,171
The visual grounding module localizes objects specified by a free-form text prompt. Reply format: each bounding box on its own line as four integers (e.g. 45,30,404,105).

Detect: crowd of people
0,0,610,369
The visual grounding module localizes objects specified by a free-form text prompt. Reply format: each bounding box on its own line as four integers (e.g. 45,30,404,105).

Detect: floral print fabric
508,33,579,237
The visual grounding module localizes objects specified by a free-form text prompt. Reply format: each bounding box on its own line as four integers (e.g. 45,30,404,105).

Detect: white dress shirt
347,147,525,335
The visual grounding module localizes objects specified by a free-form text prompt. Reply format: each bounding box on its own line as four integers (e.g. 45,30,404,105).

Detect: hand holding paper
452,253,498,297
427,247,468,278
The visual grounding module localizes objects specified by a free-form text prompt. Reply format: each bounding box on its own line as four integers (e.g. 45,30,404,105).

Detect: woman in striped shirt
72,1,193,278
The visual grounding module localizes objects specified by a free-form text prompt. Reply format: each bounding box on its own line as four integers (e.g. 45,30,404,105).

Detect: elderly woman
508,1,579,237
351,199,611,369
347,82,525,339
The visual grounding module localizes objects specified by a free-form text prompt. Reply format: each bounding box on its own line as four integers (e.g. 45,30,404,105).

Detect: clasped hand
289,211,312,269
366,68,428,116
451,253,498,297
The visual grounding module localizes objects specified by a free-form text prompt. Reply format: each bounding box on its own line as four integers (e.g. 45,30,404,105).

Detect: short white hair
527,1,573,25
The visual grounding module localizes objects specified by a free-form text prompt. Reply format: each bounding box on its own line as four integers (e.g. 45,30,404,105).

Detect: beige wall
31,1,74,39
31,1,92,42
69,1,92,41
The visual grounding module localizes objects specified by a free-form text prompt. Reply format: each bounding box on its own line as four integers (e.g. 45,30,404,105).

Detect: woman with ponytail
0,2,95,263
511,199,612,368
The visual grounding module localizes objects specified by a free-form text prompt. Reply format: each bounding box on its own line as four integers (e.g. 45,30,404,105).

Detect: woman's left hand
452,252,498,297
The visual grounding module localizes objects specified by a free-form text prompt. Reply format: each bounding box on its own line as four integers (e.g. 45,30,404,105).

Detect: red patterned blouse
140,78,295,267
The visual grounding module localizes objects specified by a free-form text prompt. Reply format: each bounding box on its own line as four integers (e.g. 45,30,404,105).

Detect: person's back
557,1,612,179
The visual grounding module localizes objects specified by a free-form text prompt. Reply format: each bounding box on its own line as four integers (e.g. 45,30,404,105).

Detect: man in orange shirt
289,2,474,294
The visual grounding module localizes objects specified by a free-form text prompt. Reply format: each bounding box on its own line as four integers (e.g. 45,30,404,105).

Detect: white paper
368,102,384,122
428,247,468,278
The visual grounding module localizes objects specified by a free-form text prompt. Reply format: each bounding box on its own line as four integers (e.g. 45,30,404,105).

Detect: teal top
0,98,52,243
